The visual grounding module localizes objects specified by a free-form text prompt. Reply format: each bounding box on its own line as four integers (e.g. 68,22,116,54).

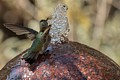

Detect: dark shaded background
0,0,120,69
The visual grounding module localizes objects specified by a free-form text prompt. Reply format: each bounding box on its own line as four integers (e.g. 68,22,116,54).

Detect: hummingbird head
40,20,48,32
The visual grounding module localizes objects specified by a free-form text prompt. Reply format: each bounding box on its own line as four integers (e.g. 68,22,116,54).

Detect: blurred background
0,0,120,69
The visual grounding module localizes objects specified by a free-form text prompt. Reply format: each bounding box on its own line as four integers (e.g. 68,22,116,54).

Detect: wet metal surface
0,42,120,80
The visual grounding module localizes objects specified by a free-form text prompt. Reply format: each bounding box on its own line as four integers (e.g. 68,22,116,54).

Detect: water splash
48,3,70,44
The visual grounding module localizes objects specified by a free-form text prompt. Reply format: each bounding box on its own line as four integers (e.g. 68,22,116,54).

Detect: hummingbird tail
23,52,39,64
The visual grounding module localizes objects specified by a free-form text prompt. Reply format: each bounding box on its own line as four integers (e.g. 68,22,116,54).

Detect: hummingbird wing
4,23,38,40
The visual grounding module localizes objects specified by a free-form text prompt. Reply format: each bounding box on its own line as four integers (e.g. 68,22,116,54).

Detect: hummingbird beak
43,26,51,35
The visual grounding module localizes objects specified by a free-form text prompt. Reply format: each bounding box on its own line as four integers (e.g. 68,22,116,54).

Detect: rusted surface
0,41,120,80
0,49,28,79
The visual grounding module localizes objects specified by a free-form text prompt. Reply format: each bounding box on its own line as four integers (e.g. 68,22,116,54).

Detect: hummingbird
4,20,51,64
